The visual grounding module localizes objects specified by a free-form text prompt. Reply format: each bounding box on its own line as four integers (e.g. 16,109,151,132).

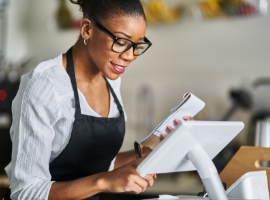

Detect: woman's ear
80,18,93,40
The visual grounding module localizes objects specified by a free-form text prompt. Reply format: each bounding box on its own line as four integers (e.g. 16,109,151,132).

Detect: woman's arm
49,158,154,200
114,150,137,169
114,147,152,169
8,74,61,199
49,173,106,200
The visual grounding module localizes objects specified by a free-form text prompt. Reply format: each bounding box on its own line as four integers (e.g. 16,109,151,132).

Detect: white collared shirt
4,54,126,200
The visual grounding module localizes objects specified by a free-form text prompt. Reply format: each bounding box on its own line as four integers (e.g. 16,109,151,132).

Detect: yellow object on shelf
142,0,183,24
199,0,224,18
198,0,260,19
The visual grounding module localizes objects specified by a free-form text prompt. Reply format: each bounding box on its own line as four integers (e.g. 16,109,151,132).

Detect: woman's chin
103,72,121,81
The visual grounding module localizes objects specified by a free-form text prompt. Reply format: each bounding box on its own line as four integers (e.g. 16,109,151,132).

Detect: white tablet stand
137,121,244,200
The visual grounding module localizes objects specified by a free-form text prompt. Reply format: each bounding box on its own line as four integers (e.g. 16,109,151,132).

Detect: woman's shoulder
19,54,72,98
29,54,65,79
22,54,70,85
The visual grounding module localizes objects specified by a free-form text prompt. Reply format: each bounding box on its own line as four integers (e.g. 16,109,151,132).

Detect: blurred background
1,0,270,198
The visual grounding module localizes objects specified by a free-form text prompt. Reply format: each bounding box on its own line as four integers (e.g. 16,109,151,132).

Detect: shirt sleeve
8,72,60,200
108,157,116,171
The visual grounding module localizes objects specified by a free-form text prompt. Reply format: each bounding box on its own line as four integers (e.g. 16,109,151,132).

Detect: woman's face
87,15,147,80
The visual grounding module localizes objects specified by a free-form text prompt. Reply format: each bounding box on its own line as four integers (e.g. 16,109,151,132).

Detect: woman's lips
110,62,125,74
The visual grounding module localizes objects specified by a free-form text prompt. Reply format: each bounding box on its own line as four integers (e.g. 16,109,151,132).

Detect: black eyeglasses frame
84,17,152,56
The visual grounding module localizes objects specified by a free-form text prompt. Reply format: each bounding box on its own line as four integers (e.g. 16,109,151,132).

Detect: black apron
5,47,125,200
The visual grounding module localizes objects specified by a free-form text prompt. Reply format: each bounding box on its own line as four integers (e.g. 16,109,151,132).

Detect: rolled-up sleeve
7,72,60,200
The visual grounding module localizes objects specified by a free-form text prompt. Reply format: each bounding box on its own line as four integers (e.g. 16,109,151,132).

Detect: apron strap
104,77,123,113
66,47,81,116
66,47,123,115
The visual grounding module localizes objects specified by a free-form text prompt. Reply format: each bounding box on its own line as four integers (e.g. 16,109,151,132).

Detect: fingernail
174,119,180,124
161,133,167,138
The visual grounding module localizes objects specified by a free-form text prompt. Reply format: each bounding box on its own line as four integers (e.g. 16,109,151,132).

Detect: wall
5,0,270,149
5,0,30,61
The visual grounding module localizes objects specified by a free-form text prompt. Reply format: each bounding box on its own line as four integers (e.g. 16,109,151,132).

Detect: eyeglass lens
113,38,149,56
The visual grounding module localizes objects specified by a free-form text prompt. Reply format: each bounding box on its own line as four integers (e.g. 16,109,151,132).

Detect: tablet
137,120,244,177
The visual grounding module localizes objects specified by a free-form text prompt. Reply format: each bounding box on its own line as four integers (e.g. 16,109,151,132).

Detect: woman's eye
136,45,145,50
115,40,128,47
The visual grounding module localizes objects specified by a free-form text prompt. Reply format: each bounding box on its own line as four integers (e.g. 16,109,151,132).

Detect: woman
4,0,189,199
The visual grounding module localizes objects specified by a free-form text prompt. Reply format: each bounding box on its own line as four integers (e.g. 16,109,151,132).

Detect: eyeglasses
85,17,152,56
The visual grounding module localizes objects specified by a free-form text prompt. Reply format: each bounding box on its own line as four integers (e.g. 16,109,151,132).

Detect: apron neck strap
66,47,123,115
66,47,81,115
104,77,123,113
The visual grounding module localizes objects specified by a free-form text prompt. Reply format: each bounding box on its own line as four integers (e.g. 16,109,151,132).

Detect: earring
84,39,88,45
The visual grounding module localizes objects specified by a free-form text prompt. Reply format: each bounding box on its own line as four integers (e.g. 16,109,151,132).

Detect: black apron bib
4,47,125,200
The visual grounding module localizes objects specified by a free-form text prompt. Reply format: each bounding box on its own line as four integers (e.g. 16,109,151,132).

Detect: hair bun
70,0,84,11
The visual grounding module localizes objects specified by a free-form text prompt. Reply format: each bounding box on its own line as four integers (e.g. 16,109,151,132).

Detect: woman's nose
119,47,136,61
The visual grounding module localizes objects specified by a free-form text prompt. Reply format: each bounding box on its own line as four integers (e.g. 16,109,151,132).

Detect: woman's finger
166,125,174,132
133,176,148,193
131,183,144,194
160,133,167,139
174,119,181,125
162,117,191,139
163,125,174,138
183,116,194,121
144,174,154,187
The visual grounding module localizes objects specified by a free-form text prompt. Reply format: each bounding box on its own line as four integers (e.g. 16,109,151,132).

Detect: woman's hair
70,0,146,22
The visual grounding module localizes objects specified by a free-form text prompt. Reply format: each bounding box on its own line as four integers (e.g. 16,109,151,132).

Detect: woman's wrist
91,172,109,193
141,145,152,157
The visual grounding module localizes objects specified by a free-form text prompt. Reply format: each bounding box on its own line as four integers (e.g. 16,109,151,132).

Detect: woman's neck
71,38,103,84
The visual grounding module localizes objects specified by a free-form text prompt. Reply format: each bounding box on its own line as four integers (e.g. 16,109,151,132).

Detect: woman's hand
102,157,155,194
109,116,194,189
160,116,194,139
138,116,194,156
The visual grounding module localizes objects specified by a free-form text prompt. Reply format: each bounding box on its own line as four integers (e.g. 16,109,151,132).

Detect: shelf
192,0,268,20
